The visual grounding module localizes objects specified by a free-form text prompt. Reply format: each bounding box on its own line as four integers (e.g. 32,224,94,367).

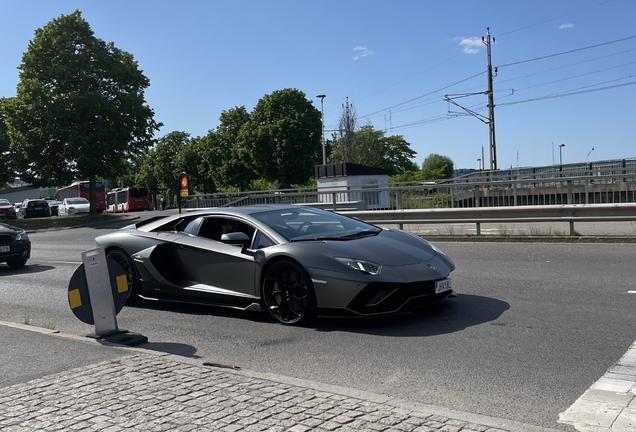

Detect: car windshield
67,198,89,205
0,199,10,205
251,207,381,242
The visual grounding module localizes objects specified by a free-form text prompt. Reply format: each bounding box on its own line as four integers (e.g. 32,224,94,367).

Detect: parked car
58,197,90,216
95,204,456,325
0,222,31,268
0,199,17,220
17,199,51,219
46,200,63,216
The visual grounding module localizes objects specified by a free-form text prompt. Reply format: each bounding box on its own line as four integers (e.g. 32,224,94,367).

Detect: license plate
435,278,451,294
0,245,9,253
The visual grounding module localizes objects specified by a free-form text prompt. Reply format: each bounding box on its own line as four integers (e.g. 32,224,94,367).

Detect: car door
172,218,259,307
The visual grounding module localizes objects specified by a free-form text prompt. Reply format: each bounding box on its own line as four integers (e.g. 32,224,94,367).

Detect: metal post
317,95,326,165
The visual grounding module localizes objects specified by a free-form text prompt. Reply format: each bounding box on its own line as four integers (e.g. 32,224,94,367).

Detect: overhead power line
358,71,485,119
497,35,636,68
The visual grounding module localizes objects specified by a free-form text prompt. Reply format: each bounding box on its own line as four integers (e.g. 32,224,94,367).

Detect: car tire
106,247,141,305
261,258,317,326
6,258,27,269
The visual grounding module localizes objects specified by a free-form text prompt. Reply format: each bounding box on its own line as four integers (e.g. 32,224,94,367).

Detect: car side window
253,230,276,249
182,217,203,236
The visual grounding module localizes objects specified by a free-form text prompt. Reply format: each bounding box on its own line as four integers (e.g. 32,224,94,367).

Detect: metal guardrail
341,203,636,235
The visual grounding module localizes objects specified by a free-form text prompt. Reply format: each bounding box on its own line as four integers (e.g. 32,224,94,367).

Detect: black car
0,223,31,268
18,199,51,219
46,200,63,216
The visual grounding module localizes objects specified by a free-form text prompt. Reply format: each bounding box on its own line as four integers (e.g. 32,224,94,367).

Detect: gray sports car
95,204,455,325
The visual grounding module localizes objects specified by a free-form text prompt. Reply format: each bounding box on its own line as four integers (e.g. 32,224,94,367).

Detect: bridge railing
181,173,636,212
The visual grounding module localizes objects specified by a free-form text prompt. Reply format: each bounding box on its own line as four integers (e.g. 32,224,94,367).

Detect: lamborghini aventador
95,204,455,325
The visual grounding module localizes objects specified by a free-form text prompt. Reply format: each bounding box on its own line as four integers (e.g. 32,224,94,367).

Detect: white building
315,163,390,210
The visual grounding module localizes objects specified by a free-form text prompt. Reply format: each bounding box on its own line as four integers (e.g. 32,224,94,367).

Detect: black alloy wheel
106,247,140,305
261,259,316,326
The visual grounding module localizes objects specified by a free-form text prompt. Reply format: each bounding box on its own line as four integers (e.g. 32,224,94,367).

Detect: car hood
294,229,438,266
0,223,24,234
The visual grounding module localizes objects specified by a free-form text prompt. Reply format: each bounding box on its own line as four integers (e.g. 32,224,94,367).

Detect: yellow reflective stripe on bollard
68,289,82,309
116,274,128,293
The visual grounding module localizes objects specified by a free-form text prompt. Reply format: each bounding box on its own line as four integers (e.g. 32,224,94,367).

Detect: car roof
134,204,321,232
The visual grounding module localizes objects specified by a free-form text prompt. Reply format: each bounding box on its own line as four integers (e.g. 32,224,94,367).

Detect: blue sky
1,0,635,171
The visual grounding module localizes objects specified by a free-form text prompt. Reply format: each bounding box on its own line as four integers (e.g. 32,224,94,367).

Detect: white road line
628,291,636,294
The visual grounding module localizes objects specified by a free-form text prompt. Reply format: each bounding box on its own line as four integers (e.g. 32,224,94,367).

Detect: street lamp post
316,94,326,165
559,143,565,176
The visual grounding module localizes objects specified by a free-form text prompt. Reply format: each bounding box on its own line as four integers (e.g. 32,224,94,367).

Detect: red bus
55,181,107,212
107,187,150,212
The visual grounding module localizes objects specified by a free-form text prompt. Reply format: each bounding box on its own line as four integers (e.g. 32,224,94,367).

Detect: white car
58,197,90,216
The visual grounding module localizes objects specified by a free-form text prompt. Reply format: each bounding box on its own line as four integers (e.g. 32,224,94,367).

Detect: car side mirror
221,232,249,241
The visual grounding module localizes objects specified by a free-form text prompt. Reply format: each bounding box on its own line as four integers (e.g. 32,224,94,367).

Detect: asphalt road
1,218,635,430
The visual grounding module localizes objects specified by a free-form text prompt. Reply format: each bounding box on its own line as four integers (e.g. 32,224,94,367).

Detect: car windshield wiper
339,230,381,240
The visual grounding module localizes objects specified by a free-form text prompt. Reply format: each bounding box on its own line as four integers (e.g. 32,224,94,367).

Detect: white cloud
353,46,374,60
559,23,574,29
457,37,482,54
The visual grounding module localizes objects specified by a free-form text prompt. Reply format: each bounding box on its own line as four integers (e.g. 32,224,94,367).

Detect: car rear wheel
261,259,316,326
106,247,140,305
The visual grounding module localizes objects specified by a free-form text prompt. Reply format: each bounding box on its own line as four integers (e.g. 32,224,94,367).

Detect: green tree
333,97,357,163
204,106,255,190
136,151,160,208
241,88,322,189
330,124,416,175
422,154,454,179
153,131,190,202
177,136,216,194
3,10,161,214
0,99,15,187
383,135,417,174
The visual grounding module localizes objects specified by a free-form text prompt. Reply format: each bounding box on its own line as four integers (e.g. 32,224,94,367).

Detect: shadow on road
313,294,509,337
126,293,508,338
133,341,200,358
0,264,55,275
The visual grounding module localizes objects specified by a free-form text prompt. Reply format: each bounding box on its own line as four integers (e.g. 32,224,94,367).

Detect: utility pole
444,28,498,172
483,28,497,171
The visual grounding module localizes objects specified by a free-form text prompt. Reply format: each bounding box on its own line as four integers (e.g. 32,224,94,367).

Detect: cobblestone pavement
0,345,562,432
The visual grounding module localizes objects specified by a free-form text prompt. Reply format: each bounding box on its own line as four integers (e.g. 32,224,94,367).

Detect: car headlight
16,232,28,241
334,257,382,275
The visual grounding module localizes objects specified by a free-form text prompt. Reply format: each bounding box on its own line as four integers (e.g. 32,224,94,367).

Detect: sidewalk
0,322,562,432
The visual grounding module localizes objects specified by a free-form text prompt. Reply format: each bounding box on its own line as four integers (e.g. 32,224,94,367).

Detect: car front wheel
261,259,316,326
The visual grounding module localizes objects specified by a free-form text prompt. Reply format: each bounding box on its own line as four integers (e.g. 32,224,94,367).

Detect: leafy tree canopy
3,10,161,213
0,99,15,187
203,106,255,190
422,153,454,178
152,131,191,200
330,125,417,175
241,88,322,189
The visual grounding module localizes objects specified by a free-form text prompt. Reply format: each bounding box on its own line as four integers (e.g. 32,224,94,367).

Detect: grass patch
528,225,553,236
498,224,515,236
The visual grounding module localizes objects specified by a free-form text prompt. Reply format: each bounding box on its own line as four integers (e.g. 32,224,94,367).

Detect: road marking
628,291,636,294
